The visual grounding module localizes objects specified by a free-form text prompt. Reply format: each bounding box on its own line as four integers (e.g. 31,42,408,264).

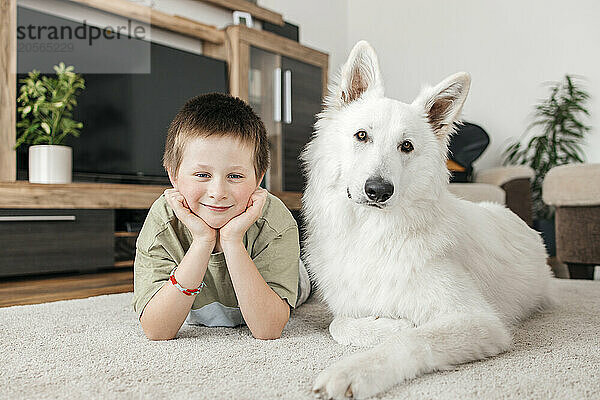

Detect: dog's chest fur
305,200,455,325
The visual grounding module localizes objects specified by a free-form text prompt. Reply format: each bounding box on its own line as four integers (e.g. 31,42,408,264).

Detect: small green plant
15,62,85,148
503,75,590,220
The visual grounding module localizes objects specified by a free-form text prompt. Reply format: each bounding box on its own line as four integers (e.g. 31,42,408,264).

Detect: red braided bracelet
169,266,206,296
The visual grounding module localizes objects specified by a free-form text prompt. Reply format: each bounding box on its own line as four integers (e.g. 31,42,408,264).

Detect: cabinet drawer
0,209,114,277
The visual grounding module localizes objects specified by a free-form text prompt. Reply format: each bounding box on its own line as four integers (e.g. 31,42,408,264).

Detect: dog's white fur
300,41,555,399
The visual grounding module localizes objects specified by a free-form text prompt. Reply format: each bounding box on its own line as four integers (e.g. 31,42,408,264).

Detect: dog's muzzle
364,176,394,203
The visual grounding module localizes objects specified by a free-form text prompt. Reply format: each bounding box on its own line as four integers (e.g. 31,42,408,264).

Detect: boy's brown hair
163,93,269,180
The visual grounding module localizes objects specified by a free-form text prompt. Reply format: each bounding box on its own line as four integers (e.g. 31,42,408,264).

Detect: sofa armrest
542,164,600,268
448,183,505,204
475,166,534,226
542,163,600,207
475,166,534,186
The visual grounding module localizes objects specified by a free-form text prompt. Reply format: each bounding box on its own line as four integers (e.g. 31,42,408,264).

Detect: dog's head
312,41,471,210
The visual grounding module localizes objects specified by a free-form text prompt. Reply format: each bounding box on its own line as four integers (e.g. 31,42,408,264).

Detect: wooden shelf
232,25,327,68
114,260,134,268
114,231,139,238
0,181,302,210
0,181,169,209
66,0,225,43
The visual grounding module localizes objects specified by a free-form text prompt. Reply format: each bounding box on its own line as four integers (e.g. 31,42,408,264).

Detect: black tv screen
16,6,228,184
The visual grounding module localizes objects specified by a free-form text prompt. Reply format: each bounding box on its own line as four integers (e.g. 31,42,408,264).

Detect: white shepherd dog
300,41,555,399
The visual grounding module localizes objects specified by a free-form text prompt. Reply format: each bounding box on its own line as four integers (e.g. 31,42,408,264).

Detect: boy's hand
163,188,217,245
219,187,268,247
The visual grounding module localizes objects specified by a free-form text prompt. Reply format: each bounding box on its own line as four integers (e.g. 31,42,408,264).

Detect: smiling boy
132,93,309,341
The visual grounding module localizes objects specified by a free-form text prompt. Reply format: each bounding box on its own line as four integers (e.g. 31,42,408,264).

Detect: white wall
344,0,600,169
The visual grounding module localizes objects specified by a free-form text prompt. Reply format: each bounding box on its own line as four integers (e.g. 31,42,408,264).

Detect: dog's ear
330,41,384,109
412,72,471,138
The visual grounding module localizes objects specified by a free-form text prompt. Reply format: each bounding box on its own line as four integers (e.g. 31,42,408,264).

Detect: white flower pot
29,145,72,184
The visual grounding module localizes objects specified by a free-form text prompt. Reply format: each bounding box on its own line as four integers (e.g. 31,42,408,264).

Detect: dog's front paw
312,351,394,399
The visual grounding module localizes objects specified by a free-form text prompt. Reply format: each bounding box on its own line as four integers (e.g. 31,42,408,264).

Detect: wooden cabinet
0,209,114,277
0,182,303,277
205,25,328,191
0,181,166,278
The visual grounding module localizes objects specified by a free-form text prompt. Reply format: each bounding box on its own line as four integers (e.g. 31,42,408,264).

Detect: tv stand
0,181,168,209
0,181,301,278
0,181,301,209
71,172,170,186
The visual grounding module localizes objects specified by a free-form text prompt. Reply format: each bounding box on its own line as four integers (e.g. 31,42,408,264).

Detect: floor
0,269,133,308
1,260,597,308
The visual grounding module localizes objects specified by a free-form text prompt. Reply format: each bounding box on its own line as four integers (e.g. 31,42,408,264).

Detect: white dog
300,41,555,399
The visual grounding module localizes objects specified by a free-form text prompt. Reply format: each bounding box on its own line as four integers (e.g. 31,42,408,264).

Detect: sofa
543,163,600,279
448,165,534,226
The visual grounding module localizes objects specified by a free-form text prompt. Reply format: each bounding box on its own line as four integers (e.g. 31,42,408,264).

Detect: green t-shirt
131,191,300,326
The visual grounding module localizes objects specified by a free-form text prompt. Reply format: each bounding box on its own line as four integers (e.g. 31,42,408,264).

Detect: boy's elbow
253,330,283,340
142,325,176,341
145,332,176,341
252,316,289,340
251,321,285,340
140,315,177,341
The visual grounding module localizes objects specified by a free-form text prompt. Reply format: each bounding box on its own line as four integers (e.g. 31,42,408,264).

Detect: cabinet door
249,46,282,191
281,57,323,192
0,209,114,277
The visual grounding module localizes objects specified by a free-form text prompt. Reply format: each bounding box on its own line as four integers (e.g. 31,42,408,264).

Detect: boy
132,93,310,341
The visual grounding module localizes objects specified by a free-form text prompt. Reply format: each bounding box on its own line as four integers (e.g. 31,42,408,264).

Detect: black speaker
262,21,299,42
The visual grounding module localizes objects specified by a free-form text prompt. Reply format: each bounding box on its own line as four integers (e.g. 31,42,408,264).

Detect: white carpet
1,278,599,399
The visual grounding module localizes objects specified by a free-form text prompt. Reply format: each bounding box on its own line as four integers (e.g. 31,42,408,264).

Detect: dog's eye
354,130,368,142
400,140,414,153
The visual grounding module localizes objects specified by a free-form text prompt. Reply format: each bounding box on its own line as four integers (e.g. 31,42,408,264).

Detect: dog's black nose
364,177,394,203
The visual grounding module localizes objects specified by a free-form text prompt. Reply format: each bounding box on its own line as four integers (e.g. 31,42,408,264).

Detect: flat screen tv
16,6,228,185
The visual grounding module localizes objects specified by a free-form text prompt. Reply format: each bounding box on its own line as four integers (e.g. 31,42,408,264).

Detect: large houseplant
503,74,590,254
15,63,85,183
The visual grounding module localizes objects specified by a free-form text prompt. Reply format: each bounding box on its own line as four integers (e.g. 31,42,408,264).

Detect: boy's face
169,135,264,229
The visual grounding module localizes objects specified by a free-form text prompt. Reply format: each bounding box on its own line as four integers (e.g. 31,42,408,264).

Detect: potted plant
15,62,85,184
503,74,590,255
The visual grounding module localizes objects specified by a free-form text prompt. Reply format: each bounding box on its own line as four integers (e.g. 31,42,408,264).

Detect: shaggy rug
1,278,599,399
